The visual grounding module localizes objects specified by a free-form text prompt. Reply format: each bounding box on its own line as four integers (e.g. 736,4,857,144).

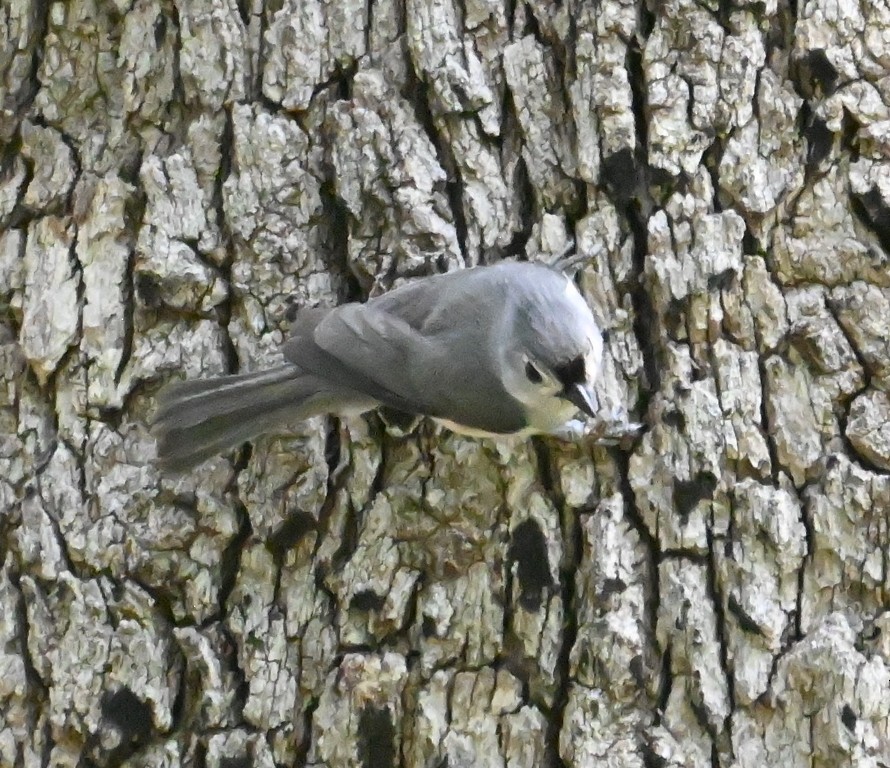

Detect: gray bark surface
1,0,889,766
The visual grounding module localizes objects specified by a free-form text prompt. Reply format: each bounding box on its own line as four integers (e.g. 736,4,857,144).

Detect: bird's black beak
562,383,597,419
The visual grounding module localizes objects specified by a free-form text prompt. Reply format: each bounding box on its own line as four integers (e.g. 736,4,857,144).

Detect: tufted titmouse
153,260,606,471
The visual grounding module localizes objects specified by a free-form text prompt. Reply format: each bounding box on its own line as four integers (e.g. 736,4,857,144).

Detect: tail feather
153,365,321,472
154,366,301,429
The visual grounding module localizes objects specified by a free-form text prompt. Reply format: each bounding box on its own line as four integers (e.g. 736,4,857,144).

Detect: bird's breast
522,397,582,433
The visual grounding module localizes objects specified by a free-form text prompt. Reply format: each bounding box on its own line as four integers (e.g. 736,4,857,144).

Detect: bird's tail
152,365,317,472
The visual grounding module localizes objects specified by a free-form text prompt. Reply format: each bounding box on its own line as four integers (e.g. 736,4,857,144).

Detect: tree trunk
1,0,889,766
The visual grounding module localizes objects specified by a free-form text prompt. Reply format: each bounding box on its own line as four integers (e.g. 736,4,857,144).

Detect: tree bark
1,0,889,766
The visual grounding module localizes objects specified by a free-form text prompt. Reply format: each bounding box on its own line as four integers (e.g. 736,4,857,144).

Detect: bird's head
501,266,603,428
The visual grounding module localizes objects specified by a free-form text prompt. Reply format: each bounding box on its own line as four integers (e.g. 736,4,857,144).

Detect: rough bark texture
1,0,889,766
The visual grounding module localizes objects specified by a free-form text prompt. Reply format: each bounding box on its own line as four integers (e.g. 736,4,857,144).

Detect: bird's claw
584,417,645,445
551,410,645,447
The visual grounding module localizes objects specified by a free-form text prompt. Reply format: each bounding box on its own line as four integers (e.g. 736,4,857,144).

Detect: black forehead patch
553,355,586,388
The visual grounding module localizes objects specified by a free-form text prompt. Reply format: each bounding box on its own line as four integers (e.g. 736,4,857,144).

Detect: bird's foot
552,408,645,446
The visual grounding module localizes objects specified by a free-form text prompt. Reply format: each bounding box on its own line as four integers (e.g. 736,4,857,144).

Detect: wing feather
283,268,528,432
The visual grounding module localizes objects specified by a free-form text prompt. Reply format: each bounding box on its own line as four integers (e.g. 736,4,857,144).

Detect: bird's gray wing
284,275,528,433
280,301,437,417
283,299,444,417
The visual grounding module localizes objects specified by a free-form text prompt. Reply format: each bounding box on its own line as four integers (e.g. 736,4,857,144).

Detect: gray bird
152,260,604,471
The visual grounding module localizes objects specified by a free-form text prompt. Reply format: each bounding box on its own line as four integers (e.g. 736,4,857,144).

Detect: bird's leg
549,419,589,440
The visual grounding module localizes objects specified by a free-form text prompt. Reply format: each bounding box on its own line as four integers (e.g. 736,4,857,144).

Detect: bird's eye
525,361,544,384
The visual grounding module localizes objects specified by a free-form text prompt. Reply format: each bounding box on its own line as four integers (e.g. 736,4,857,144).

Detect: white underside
433,397,582,439
432,417,532,439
